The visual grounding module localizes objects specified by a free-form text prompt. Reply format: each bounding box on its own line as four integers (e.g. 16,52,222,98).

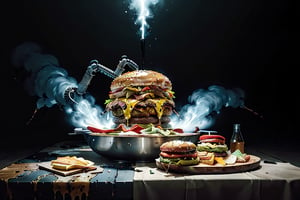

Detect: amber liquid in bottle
230,124,245,153
230,142,245,154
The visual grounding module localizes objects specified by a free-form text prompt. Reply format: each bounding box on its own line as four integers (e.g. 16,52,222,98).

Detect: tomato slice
87,124,144,134
199,134,225,141
141,86,151,92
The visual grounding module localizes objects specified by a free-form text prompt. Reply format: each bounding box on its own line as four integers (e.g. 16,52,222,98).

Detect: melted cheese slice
117,98,167,120
121,98,139,120
214,157,226,166
150,99,167,119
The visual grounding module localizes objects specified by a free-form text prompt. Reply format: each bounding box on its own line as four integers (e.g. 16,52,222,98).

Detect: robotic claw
64,55,139,104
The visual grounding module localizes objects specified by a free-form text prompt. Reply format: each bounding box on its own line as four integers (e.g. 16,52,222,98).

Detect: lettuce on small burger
159,140,200,166
105,70,175,128
197,134,228,157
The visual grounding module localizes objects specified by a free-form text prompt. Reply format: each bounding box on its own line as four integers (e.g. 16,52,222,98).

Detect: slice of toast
51,156,95,171
199,152,215,165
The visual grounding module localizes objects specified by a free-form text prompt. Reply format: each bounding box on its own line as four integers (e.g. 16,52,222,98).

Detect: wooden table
1,140,300,200
0,140,134,200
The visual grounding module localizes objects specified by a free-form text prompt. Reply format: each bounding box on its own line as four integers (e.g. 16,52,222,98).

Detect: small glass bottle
230,124,245,153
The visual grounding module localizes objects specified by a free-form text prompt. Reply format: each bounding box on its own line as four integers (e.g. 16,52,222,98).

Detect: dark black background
3,0,296,146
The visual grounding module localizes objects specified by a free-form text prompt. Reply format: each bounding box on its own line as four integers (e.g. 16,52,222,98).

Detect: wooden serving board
156,155,261,174
38,162,103,176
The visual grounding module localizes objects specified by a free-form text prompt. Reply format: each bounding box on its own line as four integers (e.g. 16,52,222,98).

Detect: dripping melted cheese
150,99,166,119
117,98,167,120
122,98,139,120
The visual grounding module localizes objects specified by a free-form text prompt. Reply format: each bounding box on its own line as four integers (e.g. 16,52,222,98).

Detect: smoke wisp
12,42,114,129
170,86,245,131
12,42,245,132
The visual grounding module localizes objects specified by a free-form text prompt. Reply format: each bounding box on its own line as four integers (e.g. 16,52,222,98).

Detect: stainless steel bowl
75,128,200,162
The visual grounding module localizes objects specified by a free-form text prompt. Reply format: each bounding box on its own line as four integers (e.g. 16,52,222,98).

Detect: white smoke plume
11,42,114,129
170,86,245,131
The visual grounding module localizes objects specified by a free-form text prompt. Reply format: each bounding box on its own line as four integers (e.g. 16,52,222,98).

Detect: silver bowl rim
74,127,201,138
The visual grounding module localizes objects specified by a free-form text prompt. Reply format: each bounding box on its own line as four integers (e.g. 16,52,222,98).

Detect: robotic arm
77,55,139,94
64,55,139,104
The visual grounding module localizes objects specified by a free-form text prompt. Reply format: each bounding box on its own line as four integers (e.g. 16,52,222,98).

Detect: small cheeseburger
159,140,200,166
105,70,175,128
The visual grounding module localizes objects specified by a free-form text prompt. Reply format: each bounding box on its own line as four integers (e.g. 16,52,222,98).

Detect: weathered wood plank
89,167,117,200
0,140,136,200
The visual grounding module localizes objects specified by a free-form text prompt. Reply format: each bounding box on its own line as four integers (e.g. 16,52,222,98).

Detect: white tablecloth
133,161,300,200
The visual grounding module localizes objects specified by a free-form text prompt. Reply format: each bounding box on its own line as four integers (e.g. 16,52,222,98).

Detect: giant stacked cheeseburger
105,70,175,128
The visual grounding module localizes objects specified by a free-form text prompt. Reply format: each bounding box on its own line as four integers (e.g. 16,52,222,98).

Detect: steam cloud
12,42,114,129
170,86,245,131
12,42,245,131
